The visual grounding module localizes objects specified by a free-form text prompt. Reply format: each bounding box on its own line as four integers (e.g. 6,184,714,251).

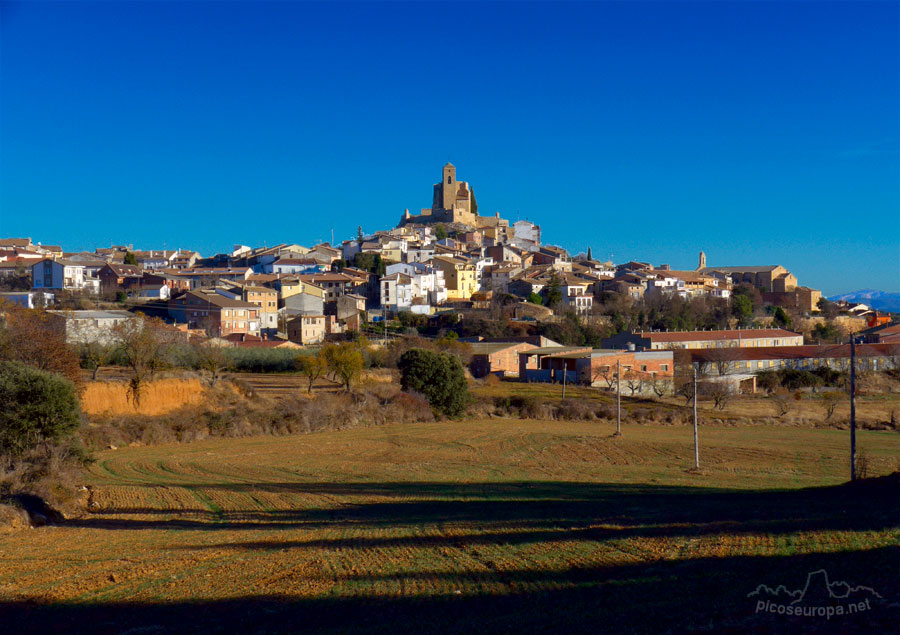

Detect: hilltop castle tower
431,163,476,226
401,163,479,227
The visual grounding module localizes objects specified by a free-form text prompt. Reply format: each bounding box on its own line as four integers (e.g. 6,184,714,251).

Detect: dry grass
1,420,897,632
472,377,900,429
81,378,209,416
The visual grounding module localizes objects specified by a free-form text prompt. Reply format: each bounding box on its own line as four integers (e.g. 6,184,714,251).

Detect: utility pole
561,363,567,400
693,365,700,470
615,359,621,436
850,334,857,481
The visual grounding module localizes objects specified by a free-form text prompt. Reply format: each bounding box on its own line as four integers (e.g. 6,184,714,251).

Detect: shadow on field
5,476,897,633
2,547,897,634
70,476,898,542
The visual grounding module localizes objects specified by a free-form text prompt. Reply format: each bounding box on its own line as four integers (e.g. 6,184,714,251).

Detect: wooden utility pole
615,360,621,436
693,365,700,469
850,335,857,481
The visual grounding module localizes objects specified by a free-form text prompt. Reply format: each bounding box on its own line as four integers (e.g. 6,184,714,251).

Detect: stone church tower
431,163,476,226
697,250,707,271
399,163,490,228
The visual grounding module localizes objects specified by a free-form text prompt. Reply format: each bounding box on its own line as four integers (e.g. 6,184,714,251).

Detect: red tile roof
638,329,800,343
686,343,898,362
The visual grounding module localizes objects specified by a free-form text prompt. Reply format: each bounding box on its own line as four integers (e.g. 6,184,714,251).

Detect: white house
385,262,447,306
0,291,55,308
560,277,593,315
512,220,541,250
134,250,177,270
470,256,495,290
406,246,435,263
268,258,321,275
139,284,171,300
380,272,414,312
31,259,87,291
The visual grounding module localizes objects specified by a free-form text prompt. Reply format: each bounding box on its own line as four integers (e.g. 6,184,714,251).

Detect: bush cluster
756,366,847,393
78,382,435,450
469,395,625,422
398,349,469,417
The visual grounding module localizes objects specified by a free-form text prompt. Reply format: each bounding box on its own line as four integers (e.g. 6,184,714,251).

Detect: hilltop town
0,163,896,392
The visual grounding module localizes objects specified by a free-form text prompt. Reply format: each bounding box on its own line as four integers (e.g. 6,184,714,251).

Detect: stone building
400,163,510,231
47,310,138,344
601,328,803,351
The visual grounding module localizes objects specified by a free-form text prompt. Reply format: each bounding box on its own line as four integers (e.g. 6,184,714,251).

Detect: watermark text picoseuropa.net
747,569,882,621
754,597,873,619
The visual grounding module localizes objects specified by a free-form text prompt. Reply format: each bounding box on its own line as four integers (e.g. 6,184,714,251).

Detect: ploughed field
2,420,898,633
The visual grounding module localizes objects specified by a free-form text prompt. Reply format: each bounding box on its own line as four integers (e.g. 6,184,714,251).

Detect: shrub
225,347,300,373
0,361,81,456
483,374,501,387
555,399,599,420
755,370,780,394
0,440,90,513
398,348,469,417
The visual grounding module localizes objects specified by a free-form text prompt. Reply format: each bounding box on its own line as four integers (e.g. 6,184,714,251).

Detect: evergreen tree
544,272,563,308
0,361,80,456
772,306,792,329
398,349,469,417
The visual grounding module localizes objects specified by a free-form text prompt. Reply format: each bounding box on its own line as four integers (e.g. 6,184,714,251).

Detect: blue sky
0,0,897,295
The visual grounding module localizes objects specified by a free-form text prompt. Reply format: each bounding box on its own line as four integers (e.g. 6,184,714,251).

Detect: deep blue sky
1,1,897,295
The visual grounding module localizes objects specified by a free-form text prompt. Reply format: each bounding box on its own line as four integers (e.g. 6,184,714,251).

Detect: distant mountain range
829,290,900,313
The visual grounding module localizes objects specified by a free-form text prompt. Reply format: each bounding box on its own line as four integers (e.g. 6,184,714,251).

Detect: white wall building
380,273,414,312
31,259,86,291
385,262,447,306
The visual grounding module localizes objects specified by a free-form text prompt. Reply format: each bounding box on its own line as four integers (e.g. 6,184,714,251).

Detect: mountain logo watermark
747,569,882,619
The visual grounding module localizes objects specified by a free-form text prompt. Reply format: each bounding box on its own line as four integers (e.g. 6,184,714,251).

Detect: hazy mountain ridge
829,290,900,312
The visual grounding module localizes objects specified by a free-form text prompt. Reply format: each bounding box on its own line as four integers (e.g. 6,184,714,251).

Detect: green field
1,419,898,633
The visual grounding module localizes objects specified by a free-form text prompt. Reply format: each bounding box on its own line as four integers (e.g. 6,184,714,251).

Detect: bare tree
772,391,793,418
701,381,731,411
191,335,231,387
80,341,113,381
112,316,174,406
822,391,841,421
706,342,744,377
0,302,82,386
624,370,643,396
591,364,617,390
675,379,695,406
648,375,667,398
